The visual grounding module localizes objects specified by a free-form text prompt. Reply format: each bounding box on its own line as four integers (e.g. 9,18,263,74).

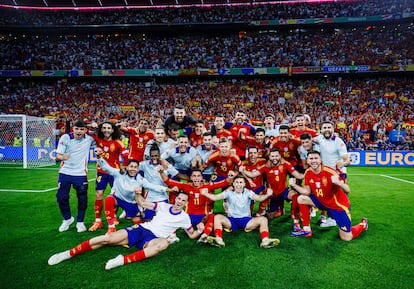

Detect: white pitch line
349,174,414,176
380,174,414,185
0,178,96,193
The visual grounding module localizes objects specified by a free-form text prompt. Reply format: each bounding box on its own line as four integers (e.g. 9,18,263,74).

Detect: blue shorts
143,199,168,220
227,216,252,231
310,195,352,232
252,186,265,194
339,173,347,183
112,195,140,219
202,174,212,182
126,225,157,249
189,214,207,227
210,175,226,182
268,188,290,213
178,169,191,177
95,172,114,191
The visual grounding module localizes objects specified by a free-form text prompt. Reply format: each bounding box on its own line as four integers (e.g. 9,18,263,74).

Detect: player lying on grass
289,150,368,241
48,191,204,270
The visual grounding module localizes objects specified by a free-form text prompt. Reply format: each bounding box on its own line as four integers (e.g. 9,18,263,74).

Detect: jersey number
315,188,323,197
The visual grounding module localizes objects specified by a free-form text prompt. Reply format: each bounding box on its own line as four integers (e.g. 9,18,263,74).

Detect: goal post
0,114,57,168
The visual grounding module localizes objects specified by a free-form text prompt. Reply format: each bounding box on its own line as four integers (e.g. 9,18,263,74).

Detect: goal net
0,115,57,168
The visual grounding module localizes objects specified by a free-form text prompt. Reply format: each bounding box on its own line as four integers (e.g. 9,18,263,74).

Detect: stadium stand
0,0,413,150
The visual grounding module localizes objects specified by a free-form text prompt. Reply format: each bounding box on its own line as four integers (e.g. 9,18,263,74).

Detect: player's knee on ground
339,230,353,241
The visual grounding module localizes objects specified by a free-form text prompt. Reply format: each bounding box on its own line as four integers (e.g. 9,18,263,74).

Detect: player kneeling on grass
289,150,368,241
200,174,280,249
48,191,204,270
93,147,176,234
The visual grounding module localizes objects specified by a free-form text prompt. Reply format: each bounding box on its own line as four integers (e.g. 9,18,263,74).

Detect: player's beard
323,131,333,139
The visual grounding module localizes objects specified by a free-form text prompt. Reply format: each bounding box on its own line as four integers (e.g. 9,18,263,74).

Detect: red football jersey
126,127,154,162
93,136,124,174
290,127,318,138
164,178,229,215
245,136,267,158
258,160,296,195
205,151,241,177
269,137,301,167
189,131,203,148
242,158,266,190
216,129,233,141
229,124,250,158
304,166,350,210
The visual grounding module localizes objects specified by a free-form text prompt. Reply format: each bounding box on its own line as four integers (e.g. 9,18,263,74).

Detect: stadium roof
0,0,351,10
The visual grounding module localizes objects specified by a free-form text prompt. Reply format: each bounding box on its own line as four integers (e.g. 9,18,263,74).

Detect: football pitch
0,165,413,289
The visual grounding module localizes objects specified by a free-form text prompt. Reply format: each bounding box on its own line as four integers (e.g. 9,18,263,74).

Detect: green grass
0,165,413,289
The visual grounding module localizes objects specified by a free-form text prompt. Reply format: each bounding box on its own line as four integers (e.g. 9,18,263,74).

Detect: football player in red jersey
241,148,303,231
120,118,154,165
290,150,368,240
158,167,234,243
187,119,206,148
89,121,126,232
202,137,241,182
212,114,233,145
290,114,318,139
239,146,267,216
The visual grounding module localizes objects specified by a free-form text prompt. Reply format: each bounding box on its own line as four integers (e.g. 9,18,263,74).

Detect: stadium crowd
0,0,413,152
0,0,412,26
1,23,413,70
1,76,413,150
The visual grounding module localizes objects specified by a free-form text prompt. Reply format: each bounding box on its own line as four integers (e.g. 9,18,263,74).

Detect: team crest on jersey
139,137,143,142
315,182,321,188
195,193,199,198
274,170,279,175
224,161,228,167
103,146,109,152
322,177,328,187
284,147,288,152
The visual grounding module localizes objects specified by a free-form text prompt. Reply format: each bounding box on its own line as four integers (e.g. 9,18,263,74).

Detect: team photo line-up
48,105,368,270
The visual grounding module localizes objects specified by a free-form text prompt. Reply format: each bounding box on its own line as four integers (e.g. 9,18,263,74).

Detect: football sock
258,199,269,215
204,214,215,235
214,228,223,239
299,204,311,226
70,240,92,257
124,250,146,264
291,194,299,219
104,196,116,226
303,226,311,231
351,223,365,239
94,199,103,219
260,231,269,240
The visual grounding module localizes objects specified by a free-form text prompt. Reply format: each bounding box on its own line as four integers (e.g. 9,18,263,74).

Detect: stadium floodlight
0,114,56,168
